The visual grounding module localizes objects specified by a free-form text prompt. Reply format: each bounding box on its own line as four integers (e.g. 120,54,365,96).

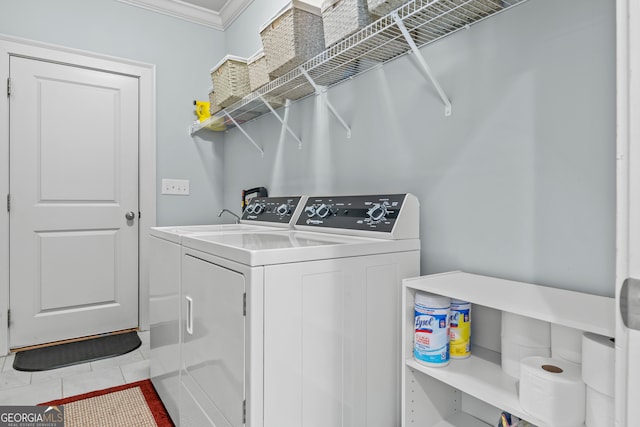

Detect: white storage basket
260,1,325,78
322,0,374,47
247,49,270,91
208,87,222,115
366,0,410,16
210,55,251,108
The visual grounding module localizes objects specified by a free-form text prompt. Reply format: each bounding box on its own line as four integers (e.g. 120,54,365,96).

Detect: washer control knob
253,204,265,215
305,205,316,217
367,203,387,222
245,203,255,214
316,204,331,218
276,203,290,216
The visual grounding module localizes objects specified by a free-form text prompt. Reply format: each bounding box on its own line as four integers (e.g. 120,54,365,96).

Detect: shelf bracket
391,12,452,117
281,99,301,149
222,111,264,157
299,67,352,138
258,94,303,149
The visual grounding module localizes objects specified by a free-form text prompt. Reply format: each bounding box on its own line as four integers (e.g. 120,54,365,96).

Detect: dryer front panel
181,254,245,427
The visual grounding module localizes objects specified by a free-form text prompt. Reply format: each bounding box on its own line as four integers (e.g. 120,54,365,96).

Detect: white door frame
616,0,640,425
0,34,156,356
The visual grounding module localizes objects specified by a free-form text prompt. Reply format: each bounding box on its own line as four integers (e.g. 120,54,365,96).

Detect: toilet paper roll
582,332,615,396
519,356,585,427
501,338,551,379
551,324,583,364
502,311,551,348
585,386,614,427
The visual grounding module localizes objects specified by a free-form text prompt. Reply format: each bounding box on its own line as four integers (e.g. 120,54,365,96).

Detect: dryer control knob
276,204,290,216
253,204,265,215
305,205,316,217
316,204,331,218
245,203,255,214
367,203,387,222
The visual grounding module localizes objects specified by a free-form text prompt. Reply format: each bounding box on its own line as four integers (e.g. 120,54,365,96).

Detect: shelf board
195,0,530,134
406,347,585,427
404,271,615,337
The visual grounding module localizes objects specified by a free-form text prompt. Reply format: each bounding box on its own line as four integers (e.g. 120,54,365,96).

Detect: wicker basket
247,49,270,91
208,88,222,115
260,1,325,78
210,55,251,108
366,0,410,16
321,0,374,47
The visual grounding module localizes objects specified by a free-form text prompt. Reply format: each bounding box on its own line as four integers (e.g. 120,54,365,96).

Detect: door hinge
242,399,246,424
7,310,10,328
6,194,10,212
243,293,247,316
6,77,11,97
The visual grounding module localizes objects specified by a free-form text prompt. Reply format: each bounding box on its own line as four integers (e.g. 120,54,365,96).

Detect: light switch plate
162,179,190,195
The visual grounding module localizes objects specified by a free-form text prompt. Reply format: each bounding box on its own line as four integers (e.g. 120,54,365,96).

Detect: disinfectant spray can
449,299,471,359
414,292,450,367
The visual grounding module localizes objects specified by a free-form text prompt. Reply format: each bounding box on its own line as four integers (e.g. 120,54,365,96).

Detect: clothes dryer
149,196,306,424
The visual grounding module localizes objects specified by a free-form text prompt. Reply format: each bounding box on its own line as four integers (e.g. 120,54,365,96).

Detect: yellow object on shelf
193,100,211,122
202,116,226,132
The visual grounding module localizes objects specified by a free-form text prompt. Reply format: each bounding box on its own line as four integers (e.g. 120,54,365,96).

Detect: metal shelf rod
299,67,352,139
258,94,303,148
391,11,452,116
223,111,264,156
280,99,300,149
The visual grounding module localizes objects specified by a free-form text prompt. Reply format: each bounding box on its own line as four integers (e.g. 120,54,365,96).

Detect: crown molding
218,0,254,29
115,0,254,30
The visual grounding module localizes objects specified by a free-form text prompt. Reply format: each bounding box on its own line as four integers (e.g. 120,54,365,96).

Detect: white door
8,55,139,348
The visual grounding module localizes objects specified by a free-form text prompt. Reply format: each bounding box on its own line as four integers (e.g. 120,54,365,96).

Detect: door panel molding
0,34,156,355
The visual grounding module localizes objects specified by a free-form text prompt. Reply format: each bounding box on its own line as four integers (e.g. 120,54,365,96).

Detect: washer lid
149,224,276,244
181,230,420,266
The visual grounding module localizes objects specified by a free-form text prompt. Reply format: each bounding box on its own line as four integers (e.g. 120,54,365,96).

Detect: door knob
125,211,136,221
621,277,640,331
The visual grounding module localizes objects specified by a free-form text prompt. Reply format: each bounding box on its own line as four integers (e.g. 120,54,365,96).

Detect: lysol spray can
414,291,450,367
449,299,471,359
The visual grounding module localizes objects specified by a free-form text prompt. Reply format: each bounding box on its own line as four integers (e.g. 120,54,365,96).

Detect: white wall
0,0,227,226
219,0,616,296
224,1,286,57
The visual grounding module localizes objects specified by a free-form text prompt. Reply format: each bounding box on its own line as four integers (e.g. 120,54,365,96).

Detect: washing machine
179,194,421,427
149,196,306,424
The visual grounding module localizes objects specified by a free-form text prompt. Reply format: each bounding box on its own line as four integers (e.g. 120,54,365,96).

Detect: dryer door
181,254,245,427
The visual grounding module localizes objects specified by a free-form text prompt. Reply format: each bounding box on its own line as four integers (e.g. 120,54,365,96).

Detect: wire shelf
192,0,529,134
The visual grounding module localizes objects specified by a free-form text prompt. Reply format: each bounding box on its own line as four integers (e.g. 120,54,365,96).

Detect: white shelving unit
191,0,530,136
402,271,615,427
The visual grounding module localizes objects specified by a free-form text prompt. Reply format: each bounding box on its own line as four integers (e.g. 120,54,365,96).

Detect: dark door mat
13,331,141,372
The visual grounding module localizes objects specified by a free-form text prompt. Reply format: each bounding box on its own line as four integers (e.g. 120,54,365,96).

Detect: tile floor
0,331,150,405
